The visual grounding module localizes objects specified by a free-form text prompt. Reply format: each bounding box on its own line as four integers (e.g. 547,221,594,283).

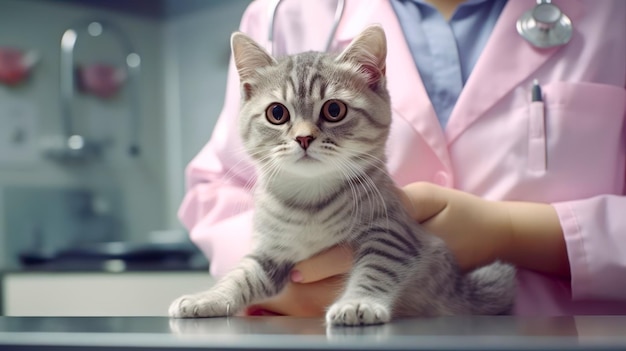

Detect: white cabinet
2,271,214,316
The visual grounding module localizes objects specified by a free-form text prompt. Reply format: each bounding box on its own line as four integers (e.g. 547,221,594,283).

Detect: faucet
45,19,141,162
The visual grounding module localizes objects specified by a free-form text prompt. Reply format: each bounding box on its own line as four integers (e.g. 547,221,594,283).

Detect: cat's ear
336,25,387,88
231,32,276,98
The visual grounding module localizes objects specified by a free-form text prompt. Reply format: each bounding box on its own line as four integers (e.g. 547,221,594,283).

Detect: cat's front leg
326,235,416,326
327,270,398,326
168,286,235,318
169,254,293,318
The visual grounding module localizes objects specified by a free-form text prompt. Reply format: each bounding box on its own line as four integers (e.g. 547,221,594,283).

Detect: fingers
246,247,350,316
245,275,345,317
245,306,283,316
290,245,353,284
401,182,450,223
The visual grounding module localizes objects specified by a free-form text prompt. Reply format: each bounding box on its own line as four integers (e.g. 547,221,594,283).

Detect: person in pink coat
179,0,626,316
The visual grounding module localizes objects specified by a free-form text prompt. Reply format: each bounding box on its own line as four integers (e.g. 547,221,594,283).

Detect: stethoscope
267,0,345,55
267,0,572,55
517,0,573,48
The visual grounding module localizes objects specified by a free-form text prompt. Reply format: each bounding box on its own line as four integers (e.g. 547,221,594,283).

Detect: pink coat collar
333,0,584,169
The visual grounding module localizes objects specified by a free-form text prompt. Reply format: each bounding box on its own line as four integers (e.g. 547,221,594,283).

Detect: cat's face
232,26,390,179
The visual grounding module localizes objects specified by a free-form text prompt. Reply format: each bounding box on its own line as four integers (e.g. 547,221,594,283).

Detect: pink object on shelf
77,63,127,99
0,47,37,86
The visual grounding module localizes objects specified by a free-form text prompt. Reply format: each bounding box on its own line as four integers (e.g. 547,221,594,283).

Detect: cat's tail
463,261,516,315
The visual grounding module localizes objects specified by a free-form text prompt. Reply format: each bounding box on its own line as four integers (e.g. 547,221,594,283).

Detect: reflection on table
0,316,625,350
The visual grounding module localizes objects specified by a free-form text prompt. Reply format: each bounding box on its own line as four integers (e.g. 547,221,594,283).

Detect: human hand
399,182,512,272
245,183,509,316
247,181,565,317
245,245,353,316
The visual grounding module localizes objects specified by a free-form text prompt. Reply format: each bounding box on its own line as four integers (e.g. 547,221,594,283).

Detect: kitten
169,25,515,326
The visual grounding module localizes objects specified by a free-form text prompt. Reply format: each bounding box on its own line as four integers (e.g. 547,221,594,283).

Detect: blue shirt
390,0,507,128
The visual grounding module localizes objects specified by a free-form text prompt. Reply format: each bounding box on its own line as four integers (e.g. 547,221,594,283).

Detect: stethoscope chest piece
517,0,572,49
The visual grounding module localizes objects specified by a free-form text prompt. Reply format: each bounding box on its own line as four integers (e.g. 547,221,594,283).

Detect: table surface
0,316,625,351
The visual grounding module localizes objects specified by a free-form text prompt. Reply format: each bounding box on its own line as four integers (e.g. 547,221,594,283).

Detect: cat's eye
265,103,290,125
321,100,347,122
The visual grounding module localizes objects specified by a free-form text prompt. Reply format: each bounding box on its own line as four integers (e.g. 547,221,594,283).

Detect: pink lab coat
179,0,626,315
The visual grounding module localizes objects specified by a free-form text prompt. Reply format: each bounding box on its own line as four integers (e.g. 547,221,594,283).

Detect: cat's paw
326,299,391,326
168,292,235,318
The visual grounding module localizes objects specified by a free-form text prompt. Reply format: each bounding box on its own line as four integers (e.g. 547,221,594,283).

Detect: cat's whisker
337,160,373,224
330,155,380,234
226,149,277,216
229,143,291,214
328,159,387,252
363,174,391,231
342,157,391,234
342,149,389,176
258,158,284,197
327,158,361,239
215,147,262,186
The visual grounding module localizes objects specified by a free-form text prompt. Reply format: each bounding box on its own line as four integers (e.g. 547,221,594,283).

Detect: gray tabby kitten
169,25,515,326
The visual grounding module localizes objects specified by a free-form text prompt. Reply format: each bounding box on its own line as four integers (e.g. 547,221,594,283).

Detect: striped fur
169,25,515,325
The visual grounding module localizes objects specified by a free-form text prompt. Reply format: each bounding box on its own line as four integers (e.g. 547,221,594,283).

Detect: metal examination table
0,315,625,350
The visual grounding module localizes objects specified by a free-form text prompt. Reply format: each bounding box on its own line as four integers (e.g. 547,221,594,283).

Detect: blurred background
0,0,251,315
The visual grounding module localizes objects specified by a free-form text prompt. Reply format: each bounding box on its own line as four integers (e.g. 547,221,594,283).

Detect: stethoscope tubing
268,0,346,55
267,0,570,55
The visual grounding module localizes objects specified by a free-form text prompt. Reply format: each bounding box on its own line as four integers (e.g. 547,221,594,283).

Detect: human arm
401,180,626,301
249,178,626,315
399,182,570,277
178,1,269,277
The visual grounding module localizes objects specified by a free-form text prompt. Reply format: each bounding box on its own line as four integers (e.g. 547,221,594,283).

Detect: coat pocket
534,82,626,195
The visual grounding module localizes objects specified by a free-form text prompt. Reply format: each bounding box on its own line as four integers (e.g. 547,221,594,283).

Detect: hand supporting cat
244,181,571,317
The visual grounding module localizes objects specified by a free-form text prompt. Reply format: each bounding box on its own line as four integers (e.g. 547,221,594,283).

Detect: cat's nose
295,135,315,150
